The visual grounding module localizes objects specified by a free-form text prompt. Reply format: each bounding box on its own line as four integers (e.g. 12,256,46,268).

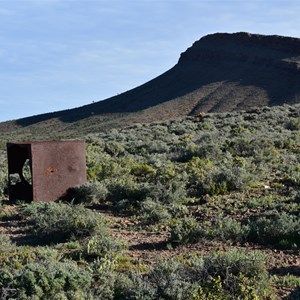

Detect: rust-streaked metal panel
7,140,87,202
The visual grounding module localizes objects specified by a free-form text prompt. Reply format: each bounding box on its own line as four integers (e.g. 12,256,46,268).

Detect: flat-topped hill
1,32,299,139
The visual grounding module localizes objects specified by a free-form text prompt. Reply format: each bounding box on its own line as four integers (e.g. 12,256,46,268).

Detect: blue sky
0,0,299,122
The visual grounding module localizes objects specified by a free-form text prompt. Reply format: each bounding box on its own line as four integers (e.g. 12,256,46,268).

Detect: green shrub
197,143,223,160
248,213,300,249
20,260,92,299
169,217,203,244
105,141,125,156
150,259,194,300
147,181,187,205
286,118,300,131
170,214,300,249
139,198,171,225
81,233,126,259
90,257,132,300
23,202,105,242
208,216,249,243
189,214,300,249
68,182,108,204
130,164,156,178
202,249,267,281
139,250,274,300
199,250,272,299
168,216,249,246
123,273,156,300
274,274,300,289
186,157,252,196
108,177,150,205
168,203,189,218
214,167,252,191
146,140,170,154
153,162,187,186
283,170,300,188
0,258,92,300
0,233,14,253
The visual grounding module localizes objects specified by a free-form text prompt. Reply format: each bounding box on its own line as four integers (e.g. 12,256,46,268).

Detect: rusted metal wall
7,141,87,202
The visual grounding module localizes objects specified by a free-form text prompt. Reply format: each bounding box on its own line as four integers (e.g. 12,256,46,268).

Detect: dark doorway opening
7,143,33,202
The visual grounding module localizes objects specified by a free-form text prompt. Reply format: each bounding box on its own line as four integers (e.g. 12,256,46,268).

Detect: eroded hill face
1,32,300,137
177,32,300,114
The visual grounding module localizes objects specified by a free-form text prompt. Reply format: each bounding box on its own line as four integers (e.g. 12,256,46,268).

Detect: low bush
186,157,252,197
283,170,300,188
248,213,300,249
107,177,150,206
198,250,272,299
202,249,267,282
0,236,277,299
169,217,203,245
0,233,14,253
169,214,300,250
207,216,249,243
125,250,274,300
147,181,188,206
169,216,249,246
121,273,156,300
23,202,105,242
286,118,300,131
0,253,93,300
149,259,194,300
67,182,108,204
274,274,300,289
81,234,126,259
139,198,171,225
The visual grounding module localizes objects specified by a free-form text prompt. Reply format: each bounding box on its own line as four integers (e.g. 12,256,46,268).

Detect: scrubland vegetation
0,104,299,299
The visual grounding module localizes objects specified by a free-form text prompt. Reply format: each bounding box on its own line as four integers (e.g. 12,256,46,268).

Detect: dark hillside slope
1,32,300,136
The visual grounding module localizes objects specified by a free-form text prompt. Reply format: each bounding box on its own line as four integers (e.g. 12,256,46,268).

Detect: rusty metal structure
7,140,87,202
